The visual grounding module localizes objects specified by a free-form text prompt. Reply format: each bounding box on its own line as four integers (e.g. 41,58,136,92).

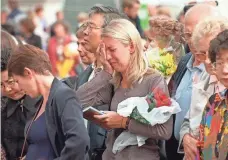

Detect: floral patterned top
1,144,6,160
199,89,228,160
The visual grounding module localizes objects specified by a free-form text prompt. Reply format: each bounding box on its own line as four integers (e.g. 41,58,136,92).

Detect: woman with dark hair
198,29,228,160
1,30,40,160
7,44,90,160
19,17,42,49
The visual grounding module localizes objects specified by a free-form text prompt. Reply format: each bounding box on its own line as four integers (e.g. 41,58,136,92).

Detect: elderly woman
1,30,41,160
178,17,228,160
76,19,173,160
7,44,89,160
198,29,228,160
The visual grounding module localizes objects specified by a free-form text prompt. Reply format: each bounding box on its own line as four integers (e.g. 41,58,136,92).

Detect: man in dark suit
65,5,127,160
63,20,106,160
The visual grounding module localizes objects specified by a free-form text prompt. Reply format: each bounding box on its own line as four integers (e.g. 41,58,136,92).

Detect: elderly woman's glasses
212,61,228,69
1,79,17,89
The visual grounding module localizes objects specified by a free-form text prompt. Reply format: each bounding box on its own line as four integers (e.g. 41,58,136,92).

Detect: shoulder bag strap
19,100,43,159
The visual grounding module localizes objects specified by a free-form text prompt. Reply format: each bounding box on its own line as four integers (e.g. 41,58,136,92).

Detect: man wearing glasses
74,5,128,160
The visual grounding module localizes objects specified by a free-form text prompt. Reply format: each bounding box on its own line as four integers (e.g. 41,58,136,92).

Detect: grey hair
89,5,119,16
89,4,129,27
192,16,228,48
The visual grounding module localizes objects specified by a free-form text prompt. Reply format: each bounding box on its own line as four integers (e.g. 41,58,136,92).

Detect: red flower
153,88,171,107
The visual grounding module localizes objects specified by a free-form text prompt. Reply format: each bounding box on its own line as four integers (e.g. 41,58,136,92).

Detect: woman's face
1,70,25,100
19,24,27,35
215,49,228,88
12,70,39,98
54,24,66,38
102,36,131,73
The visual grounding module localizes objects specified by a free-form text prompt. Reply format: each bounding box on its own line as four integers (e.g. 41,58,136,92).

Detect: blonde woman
179,17,228,160
76,19,173,160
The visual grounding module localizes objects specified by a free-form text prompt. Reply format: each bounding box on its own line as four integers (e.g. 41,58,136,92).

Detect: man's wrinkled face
83,14,104,53
196,34,221,75
184,19,196,54
77,37,96,65
184,16,204,63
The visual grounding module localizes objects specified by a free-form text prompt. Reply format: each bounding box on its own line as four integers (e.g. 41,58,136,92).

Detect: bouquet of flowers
129,88,172,125
112,88,181,154
145,47,177,78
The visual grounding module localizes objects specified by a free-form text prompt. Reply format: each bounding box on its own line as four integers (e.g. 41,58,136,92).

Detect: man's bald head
184,4,220,54
185,4,220,26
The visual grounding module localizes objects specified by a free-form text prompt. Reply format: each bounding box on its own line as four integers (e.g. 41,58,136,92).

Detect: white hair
192,16,228,48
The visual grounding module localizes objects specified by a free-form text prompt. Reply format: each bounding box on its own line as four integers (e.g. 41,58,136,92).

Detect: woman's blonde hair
192,17,228,48
102,19,152,88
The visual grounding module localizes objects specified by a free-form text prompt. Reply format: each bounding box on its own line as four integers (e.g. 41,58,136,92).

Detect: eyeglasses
212,61,228,69
81,21,102,32
1,79,17,89
183,32,192,41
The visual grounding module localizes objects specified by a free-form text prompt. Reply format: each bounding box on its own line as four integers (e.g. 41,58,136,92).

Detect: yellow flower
147,51,177,77
57,59,75,78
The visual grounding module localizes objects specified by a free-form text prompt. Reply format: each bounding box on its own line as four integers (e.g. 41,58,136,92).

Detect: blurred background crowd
1,1,228,160
1,0,227,79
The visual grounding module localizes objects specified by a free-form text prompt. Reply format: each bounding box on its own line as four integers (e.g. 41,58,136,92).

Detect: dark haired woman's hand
97,43,113,75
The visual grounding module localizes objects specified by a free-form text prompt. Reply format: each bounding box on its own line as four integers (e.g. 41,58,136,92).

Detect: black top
26,113,54,160
1,96,41,160
25,33,42,49
168,52,192,97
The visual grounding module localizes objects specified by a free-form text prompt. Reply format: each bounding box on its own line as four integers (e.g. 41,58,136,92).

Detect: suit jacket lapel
77,65,93,88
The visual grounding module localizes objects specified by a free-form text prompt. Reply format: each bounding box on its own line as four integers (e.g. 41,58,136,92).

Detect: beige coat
178,71,225,153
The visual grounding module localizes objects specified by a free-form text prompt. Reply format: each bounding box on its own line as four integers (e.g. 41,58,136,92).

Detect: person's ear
129,41,135,54
124,7,129,15
23,67,33,78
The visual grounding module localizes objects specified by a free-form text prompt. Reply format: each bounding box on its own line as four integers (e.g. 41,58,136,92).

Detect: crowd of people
1,0,228,160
